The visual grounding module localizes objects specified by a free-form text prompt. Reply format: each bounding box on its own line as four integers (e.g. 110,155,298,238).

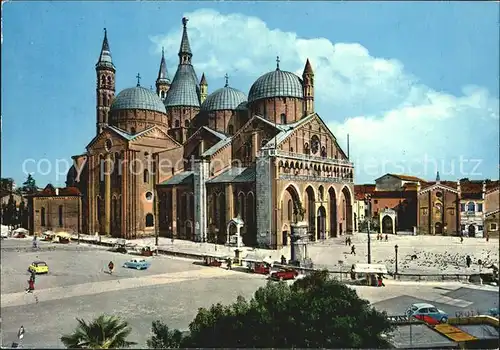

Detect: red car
271,268,299,281
250,262,271,275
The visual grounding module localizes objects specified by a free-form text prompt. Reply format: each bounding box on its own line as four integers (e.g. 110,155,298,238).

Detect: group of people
376,234,389,241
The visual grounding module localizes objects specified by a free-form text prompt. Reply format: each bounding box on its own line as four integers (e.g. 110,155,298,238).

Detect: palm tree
60,314,136,349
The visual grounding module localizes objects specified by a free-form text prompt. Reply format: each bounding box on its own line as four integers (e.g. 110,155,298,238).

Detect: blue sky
2,1,499,187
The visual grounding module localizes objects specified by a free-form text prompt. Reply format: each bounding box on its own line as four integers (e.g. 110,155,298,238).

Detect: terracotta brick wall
109,109,168,134
31,197,81,234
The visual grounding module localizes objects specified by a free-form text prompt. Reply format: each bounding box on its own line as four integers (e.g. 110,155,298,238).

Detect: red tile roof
420,181,458,190
388,174,427,183
354,184,375,200
31,184,81,197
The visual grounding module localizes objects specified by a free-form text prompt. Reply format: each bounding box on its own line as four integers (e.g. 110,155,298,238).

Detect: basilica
39,17,354,249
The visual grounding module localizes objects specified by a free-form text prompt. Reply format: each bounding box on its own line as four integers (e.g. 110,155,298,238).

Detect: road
1,239,498,348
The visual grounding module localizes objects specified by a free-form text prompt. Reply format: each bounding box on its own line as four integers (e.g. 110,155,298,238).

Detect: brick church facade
35,18,354,248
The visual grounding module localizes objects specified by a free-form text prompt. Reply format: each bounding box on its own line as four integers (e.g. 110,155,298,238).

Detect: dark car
270,268,299,281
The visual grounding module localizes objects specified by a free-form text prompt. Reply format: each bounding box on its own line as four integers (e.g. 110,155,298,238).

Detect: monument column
104,153,112,235
171,187,178,238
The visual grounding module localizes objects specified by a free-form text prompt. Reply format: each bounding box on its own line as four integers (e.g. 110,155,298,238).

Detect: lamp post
364,194,372,264
395,244,399,275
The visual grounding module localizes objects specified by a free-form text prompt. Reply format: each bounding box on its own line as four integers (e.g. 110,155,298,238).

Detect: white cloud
150,8,499,182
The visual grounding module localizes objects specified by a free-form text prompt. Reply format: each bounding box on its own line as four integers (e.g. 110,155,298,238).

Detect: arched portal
468,224,476,237
382,216,393,234
435,222,443,235
317,206,327,240
341,186,353,235
281,184,301,246
305,186,316,240
328,187,337,237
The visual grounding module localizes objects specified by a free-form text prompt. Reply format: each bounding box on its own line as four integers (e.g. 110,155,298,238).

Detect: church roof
248,69,303,103
156,47,170,84
111,86,166,113
159,171,194,186
207,167,255,184
164,64,200,107
201,86,247,111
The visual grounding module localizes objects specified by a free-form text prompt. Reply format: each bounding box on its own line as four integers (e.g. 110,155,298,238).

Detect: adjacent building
484,184,500,238
27,184,82,234
33,18,355,249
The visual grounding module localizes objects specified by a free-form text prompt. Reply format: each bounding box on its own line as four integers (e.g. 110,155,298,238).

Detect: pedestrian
348,237,352,246
345,237,348,246
460,235,464,244
351,245,356,255
280,255,287,265
466,255,471,268
385,234,388,242
30,270,36,283
26,278,35,293
108,261,114,275
17,326,25,340
486,235,489,242
226,257,232,270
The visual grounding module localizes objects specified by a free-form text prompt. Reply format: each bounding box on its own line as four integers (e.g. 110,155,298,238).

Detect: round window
145,192,153,201
436,191,442,198
105,139,112,151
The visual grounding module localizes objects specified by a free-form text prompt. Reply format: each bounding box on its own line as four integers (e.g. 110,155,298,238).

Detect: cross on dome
224,73,229,87
136,73,141,87
276,56,280,70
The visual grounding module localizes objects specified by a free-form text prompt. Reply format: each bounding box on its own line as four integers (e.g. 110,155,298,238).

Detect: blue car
488,307,499,318
406,303,449,324
123,258,150,270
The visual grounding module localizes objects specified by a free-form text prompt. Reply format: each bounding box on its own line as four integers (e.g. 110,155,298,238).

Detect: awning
353,263,388,274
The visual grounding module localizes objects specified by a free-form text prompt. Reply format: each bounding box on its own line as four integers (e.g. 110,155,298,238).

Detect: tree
60,314,136,349
148,271,393,349
5,194,16,228
22,174,37,194
146,321,184,349
18,200,27,228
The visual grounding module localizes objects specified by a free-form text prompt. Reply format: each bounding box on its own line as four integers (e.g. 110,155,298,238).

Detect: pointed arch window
287,199,293,221
101,75,106,85
41,207,46,226
143,169,149,184
280,113,287,124
145,213,154,227
107,76,112,85
58,205,63,227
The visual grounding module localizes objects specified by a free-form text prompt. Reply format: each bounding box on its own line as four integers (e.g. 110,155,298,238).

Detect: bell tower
302,58,314,116
95,28,116,135
156,47,170,100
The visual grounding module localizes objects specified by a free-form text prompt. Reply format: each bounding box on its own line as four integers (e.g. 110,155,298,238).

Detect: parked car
406,303,448,323
270,268,299,281
123,258,150,270
488,307,499,318
28,261,49,274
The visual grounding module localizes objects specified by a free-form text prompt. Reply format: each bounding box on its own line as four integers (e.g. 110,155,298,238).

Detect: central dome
248,69,303,103
111,86,166,113
201,86,247,111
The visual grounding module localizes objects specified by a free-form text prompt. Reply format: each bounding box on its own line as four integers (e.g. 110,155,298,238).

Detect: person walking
280,255,287,265
460,235,464,244
26,278,35,293
385,234,388,242
466,255,471,268
351,245,356,255
345,237,348,246
226,257,232,270
108,261,114,275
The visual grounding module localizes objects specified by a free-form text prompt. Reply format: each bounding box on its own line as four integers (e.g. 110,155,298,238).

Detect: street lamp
395,244,399,275
364,194,372,264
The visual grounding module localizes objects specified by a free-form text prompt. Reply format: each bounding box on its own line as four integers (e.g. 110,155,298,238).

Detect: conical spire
178,17,193,64
200,73,207,85
303,58,313,75
436,171,440,183
96,28,115,70
157,47,170,83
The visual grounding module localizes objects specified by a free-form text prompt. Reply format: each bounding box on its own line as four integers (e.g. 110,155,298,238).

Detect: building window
143,169,149,183
436,191,442,198
304,143,310,155
477,203,483,212
467,202,475,212
460,203,465,212
58,205,63,227
175,120,180,128
185,120,190,128
478,225,484,231
311,135,320,154
374,200,378,204
287,199,293,221
145,192,153,201
261,139,268,147
145,213,154,227
280,113,286,124
490,223,498,231
41,207,46,226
